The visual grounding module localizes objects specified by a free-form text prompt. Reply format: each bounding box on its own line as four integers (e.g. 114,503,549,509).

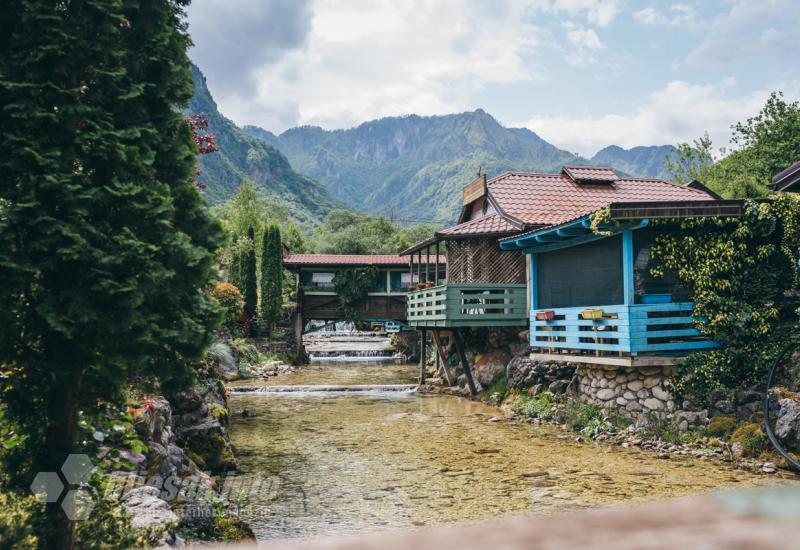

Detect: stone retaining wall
576,364,675,419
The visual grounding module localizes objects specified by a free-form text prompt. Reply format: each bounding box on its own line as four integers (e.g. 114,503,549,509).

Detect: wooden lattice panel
446,238,525,284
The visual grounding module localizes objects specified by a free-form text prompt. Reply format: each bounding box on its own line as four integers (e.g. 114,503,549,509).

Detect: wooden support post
431,330,455,386
435,241,440,286
417,250,423,283
453,328,477,396
425,248,430,282
294,282,307,363
419,329,427,384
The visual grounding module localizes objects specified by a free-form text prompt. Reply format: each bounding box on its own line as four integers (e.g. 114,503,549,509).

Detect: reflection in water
227,362,768,542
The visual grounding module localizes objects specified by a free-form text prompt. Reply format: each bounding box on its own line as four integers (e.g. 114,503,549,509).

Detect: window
537,235,623,308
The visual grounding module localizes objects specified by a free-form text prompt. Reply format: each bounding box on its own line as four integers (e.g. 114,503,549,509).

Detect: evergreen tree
261,225,284,338
243,227,258,321
0,1,221,546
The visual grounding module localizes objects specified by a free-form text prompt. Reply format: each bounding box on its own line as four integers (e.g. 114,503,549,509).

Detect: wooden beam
419,329,427,384
453,329,477,396
431,331,455,386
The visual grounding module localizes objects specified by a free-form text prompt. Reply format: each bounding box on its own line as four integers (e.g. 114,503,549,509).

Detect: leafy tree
313,210,439,254
0,0,221,547
665,92,800,198
282,222,310,253
243,227,258,320
664,132,716,184
731,91,800,183
260,225,284,338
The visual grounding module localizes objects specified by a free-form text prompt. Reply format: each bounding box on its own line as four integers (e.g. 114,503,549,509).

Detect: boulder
134,396,173,446
170,389,204,414
121,486,178,530
548,380,569,395
775,397,800,447
174,499,215,533
474,350,512,387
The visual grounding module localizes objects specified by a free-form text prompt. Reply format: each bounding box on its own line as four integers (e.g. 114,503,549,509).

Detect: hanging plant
333,267,380,322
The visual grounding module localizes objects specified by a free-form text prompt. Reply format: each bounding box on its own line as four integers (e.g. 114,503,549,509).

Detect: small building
284,254,443,323
498,167,741,366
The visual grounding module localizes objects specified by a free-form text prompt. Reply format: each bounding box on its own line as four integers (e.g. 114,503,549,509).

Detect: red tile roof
488,171,713,227
438,213,518,236
283,254,444,267
562,166,618,183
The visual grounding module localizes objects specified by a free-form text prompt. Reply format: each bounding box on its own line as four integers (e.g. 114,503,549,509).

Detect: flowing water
227,338,779,543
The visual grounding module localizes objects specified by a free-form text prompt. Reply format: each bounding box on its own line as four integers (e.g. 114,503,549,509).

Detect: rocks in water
474,350,512,387
775,397,800,447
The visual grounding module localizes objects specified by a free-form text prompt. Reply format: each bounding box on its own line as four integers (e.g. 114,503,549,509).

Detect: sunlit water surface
227,361,775,542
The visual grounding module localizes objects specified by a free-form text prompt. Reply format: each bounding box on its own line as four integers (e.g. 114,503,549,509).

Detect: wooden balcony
530,302,717,362
407,283,528,328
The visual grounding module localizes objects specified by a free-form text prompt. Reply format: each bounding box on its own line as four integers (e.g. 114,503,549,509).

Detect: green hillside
589,145,675,180
188,65,338,226
244,111,677,223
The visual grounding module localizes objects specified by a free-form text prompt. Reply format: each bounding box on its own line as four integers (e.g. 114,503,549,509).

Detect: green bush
512,392,557,420
563,401,628,437
730,423,770,458
0,491,42,547
487,376,508,405
708,415,738,438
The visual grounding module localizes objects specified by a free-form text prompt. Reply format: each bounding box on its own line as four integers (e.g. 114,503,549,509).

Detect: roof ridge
620,176,711,196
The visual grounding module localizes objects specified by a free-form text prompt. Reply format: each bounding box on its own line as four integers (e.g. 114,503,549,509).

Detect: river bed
227,360,777,543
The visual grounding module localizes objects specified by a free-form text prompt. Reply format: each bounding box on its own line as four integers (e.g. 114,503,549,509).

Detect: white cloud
522,79,797,157
202,0,554,131
688,0,800,66
564,23,606,50
553,0,621,26
633,4,697,28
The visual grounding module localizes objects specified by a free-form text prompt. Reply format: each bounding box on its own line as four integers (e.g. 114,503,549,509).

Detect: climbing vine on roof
650,194,800,405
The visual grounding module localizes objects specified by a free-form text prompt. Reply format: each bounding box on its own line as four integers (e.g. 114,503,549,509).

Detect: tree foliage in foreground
665,92,800,198
261,225,284,337
650,195,800,405
0,0,220,546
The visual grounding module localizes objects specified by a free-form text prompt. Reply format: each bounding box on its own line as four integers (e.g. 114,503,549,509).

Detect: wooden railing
530,302,717,355
407,283,528,328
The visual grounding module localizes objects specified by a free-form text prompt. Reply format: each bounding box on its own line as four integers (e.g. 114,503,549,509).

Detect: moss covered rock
707,415,738,438
730,423,770,458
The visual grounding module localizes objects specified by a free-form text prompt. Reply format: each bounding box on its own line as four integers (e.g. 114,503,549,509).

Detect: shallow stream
227,343,775,542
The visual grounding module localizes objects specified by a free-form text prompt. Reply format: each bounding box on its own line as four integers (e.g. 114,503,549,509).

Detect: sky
186,0,800,157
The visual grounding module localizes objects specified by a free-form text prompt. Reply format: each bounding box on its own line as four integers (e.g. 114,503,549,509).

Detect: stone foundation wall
576,364,675,419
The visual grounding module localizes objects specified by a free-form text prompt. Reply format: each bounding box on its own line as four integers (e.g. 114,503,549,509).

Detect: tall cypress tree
261,225,284,338
243,226,258,321
0,1,221,546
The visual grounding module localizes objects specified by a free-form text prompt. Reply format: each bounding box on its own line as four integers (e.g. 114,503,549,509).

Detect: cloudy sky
187,0,800,157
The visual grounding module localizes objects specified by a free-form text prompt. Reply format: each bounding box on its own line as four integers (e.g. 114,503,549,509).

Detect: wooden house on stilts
404,166,731,398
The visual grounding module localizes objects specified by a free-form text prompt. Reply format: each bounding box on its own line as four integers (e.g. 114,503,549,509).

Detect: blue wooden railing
530,302,717,355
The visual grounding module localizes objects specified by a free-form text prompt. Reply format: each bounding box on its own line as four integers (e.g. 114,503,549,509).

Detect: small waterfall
229,384,418,396
308,350,407,362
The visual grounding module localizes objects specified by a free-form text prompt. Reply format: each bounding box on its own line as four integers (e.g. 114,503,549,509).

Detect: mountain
243,111,676,223
188,65,338,226
589,145,675,180
243,110,582,223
